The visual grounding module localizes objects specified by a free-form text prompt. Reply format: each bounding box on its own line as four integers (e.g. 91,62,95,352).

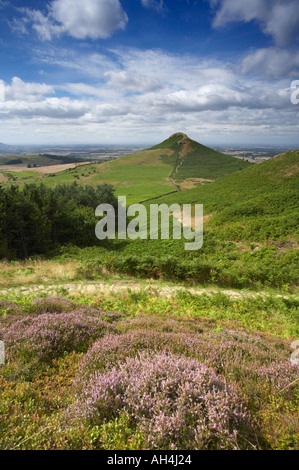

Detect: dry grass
0,173,7,183
179,178,214,190
172,210,213,231
0,162,92,175
0,259,79,287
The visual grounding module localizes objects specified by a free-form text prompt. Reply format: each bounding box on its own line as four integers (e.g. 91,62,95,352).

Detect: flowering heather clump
77,328,290,385
30,297,124,323
73,351,255,450
1,310,116,364
77,330,217,385
256,361,299,396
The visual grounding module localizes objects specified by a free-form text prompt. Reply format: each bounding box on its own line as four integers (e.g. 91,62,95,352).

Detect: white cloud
59,83,107,98
20,0,128,41
104,70,163,93
35,47,119,80
0,77,90,120
26,9,64,41
211,0,299,46
241,48,299,79
0,98,90,119
4,77,55,101
50,0,128,39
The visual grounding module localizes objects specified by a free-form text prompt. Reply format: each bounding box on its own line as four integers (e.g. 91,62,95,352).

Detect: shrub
72,351,255,450
77,329,292,382
76,329,299,417
1,310,116,364
29,297,123,323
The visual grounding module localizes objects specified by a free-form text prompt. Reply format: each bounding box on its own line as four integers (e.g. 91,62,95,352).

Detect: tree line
0,182,118,259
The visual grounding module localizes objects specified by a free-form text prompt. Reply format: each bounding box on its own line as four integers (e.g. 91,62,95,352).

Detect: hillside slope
96,148,298,288
154,149,299,242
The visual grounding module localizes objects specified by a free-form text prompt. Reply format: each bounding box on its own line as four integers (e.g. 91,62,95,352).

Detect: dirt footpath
0,279,294,301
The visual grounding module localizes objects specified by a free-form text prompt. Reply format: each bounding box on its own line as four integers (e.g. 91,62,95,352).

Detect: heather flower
72,351,255,450
1,310,116,364
256,361,299,396
77,329,288,385
30,297,124,323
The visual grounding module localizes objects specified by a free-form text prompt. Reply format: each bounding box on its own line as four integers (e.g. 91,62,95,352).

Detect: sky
0,0,299,146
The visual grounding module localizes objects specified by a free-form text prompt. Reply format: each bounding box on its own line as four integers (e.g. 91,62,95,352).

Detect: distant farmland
0,161,92,174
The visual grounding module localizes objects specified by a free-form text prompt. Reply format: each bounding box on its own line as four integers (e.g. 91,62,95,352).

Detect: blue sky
0,0,299,146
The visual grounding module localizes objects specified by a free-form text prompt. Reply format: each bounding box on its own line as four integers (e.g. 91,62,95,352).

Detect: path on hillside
0,279,296,301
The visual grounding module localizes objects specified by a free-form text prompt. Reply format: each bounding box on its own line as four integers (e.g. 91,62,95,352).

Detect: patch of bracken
0,300,20,313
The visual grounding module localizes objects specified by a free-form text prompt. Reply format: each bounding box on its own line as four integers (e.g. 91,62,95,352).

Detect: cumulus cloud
0,98,90,119
211,0,299,46
147,82,291,115
241,48,299,79
0,77,90,120
50,0,128,39
4,77,55,101
20,0,128,41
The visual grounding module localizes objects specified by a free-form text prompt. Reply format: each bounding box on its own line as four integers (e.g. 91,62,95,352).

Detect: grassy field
0,154,85,167
0,151,176,204
150,149,299,242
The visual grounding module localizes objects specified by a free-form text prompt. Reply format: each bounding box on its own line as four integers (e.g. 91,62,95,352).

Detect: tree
0,183,118,259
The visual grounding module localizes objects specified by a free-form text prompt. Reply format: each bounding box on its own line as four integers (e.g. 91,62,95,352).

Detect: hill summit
150,133,251,188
